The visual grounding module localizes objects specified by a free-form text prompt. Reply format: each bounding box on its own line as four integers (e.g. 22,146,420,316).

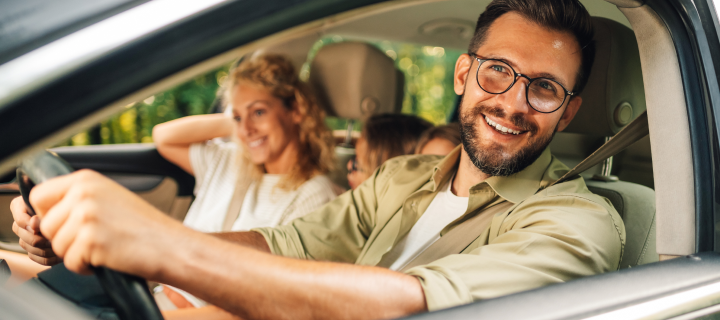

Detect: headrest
309,42,403,120
564,17,646,137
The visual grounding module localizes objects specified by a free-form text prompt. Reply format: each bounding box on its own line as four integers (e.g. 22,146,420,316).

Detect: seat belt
221,177,252,231
550,111,649,187
395,111,649,271
398,201,514,272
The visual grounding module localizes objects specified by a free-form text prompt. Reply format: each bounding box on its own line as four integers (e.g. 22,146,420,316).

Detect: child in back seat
347,114,433,190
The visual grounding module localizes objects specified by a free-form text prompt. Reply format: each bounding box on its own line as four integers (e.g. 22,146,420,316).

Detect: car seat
554,17,658,268
309,42,404,189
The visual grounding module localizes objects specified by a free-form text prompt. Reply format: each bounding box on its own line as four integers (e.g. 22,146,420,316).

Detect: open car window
2,0,720,319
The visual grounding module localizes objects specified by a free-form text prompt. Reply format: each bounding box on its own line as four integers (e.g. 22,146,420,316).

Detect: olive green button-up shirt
254,147,625,311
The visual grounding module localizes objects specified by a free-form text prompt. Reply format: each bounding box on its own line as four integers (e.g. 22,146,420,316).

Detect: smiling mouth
247,137,266,148
484,116,524,135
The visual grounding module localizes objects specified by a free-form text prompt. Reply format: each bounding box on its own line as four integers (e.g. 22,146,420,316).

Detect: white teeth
485,116,521,135
248,138,265,147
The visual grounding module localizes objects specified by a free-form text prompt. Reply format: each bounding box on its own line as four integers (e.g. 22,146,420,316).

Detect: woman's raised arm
152,114,234,174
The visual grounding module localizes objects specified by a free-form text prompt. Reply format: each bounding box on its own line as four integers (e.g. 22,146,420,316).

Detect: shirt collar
430,146,555,204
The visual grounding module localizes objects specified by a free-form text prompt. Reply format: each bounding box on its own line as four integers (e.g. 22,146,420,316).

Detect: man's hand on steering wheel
10,197,61,266
13,169,183,279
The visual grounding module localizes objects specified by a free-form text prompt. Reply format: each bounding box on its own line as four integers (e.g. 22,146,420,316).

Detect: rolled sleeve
253,186,374,262
252,159,406,262
405,193,624,311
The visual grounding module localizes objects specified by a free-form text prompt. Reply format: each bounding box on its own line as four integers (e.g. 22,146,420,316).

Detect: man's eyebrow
535,72,561,82
480,54,517,66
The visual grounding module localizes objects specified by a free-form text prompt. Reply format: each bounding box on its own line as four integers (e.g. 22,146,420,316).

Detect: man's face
454,12,583,176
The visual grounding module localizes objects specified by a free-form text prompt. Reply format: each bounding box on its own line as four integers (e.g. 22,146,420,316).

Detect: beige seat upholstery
555,17,657,268
309,42,404,188
309,42,403,120
586,180,657,268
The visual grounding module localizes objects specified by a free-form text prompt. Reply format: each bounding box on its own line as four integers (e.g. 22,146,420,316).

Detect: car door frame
3,0,720,318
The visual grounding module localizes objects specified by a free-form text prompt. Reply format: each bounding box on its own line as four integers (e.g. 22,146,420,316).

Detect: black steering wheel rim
17,150,164,320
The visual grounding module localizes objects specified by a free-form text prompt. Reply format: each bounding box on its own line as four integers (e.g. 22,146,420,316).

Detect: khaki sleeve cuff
405,265,474,311
252,225,309,260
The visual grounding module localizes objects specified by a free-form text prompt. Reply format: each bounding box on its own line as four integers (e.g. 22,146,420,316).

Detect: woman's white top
171,139,340,308
181,139,340,233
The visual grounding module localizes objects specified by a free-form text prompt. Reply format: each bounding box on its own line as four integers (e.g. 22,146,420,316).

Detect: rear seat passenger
308,42,405,189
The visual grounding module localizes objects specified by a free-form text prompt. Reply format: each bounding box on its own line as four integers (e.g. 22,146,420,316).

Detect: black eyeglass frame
348,155,362,173
469,53,576,114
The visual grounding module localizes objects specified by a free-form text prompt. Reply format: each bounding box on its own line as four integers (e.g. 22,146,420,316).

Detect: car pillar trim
584,280,720,320
0,0,228,109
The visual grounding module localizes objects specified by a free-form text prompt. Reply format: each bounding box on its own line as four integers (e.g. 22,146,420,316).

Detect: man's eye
491,65,506,73
233,116,241,122
254,110,265,117
537,80,556,92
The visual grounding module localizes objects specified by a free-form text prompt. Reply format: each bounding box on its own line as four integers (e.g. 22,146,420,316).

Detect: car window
305,36,464,132
54,65,230,146
56,39,462,147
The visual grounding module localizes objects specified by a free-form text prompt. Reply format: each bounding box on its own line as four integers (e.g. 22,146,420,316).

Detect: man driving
10,0,625,318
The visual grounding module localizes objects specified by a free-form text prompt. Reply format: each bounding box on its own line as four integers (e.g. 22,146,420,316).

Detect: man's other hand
10,197,61,266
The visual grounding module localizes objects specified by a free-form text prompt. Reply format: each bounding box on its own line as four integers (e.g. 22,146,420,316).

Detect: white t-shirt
182,139,340,233
172,139,340,308
385,176,469,271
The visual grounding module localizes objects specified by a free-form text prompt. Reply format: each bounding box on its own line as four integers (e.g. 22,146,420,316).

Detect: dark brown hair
361,114,433,174
468,0,595,93
414,123,462,154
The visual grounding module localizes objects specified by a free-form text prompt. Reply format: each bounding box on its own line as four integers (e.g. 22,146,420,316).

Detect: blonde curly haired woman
152,54,340,310
154,54,339,234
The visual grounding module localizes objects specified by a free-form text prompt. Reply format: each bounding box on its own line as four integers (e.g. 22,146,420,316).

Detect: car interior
0,0,702,312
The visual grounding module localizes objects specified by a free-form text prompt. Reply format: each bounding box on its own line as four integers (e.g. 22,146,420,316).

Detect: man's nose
497,77,531,114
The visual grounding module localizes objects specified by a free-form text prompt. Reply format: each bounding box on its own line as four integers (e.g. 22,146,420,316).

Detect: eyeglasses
469,53,576,114
348,156,363,173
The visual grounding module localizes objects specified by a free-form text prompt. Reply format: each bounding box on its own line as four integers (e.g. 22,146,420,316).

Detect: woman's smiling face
231,83,301,172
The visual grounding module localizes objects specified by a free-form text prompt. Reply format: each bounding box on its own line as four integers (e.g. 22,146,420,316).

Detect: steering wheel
16,150,164,320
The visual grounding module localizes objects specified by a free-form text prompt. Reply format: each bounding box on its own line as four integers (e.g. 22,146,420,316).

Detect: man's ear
454,54,473,95
556,96,582,132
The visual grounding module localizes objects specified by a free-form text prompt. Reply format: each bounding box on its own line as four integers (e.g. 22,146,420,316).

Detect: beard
459,99,556,177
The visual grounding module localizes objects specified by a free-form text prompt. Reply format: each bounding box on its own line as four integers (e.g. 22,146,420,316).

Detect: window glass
56,65,230,146
58,38,462,146
308,36,464,131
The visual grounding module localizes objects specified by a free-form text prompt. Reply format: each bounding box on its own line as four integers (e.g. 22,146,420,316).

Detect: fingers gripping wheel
17,151,164,320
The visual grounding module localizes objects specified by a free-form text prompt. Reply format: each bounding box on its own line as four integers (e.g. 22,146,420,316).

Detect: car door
2,0,720,319
402,0,720,318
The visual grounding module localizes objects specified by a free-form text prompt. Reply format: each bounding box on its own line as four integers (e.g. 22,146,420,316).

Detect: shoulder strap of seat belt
394,111,649,271
221,177,252,231
398,201,514,272
550,110,649,187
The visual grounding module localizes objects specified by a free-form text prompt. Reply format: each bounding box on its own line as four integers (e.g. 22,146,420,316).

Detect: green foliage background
59,38,462,146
